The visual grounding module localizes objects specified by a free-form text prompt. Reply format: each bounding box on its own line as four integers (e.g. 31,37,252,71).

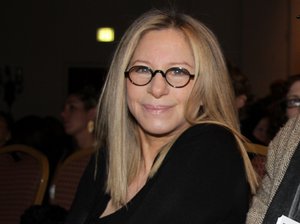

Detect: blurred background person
227,62,251,114
259,74,300,144
241,79,287,145
61,86,98,151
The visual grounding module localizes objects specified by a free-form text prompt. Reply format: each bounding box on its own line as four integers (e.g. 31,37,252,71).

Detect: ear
87,107,97,120
235,95,247,110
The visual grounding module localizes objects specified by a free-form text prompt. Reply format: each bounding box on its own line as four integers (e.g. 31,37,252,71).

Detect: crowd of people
228,64,300,147
1,8,300,224
1,86,98,177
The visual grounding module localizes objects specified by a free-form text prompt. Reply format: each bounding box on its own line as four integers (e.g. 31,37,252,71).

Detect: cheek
126,84,141,111
177,88,193,106
71,111,88,123
287,108,299,118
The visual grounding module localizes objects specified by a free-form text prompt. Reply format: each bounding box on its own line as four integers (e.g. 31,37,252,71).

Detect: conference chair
0,144,49,224
49,148,95,210
245,142,268,180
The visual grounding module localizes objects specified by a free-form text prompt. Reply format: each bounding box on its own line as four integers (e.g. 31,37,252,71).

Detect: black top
66,124,250,224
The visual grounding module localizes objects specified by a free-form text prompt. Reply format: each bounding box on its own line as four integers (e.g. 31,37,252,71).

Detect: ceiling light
97,27,114,42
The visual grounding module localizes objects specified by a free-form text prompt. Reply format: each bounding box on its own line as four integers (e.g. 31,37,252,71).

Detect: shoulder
186,122,233,133
270,116,300,154
268,116,300,171
171,123,238,161
164,123,244,177
177,123,236,147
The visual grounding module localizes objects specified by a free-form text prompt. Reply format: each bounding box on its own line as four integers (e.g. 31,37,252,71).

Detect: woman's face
252,117,270,145
286,80,300,119
126,28,195,138
61,95,90,136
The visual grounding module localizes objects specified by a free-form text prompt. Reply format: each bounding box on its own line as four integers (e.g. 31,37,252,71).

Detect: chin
138,119,189,137
144,125,182,137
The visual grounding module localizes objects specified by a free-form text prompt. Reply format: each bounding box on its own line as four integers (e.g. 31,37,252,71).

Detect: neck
138,132,172,171
137,124,191,170
74,131,94,150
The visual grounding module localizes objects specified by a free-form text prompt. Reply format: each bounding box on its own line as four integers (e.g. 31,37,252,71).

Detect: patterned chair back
49,148,95,210
0,144,49,224
245,142,268,180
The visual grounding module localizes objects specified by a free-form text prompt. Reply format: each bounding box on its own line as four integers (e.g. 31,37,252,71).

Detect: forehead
65,95,83,104
131,28,194,67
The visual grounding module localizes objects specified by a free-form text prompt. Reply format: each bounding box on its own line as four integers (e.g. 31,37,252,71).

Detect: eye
168,67,189,76
133,66,150,74
287,98,300,107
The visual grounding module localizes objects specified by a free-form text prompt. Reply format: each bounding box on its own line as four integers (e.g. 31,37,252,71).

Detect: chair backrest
49,148,95,210
245,142,268,179
245,142,268,156
0,144,49,224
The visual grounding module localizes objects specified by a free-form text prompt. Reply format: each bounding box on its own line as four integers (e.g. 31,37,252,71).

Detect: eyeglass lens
287,98,300,108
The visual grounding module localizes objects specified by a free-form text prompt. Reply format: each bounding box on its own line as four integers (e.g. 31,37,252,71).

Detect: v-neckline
95,125,194,223
98,176,154,222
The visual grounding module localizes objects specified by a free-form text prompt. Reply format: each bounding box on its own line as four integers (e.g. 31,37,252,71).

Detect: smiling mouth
143,104,172,114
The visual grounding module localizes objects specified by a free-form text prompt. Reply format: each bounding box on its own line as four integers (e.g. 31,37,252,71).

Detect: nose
147,72,169,98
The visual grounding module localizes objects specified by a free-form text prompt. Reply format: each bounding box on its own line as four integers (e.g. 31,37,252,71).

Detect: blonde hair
95,9,258,207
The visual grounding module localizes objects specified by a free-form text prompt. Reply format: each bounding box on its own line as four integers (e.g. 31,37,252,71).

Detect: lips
143,104,173,114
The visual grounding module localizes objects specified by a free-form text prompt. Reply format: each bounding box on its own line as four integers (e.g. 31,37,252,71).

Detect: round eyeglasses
286,98,300,108
124,66,195,88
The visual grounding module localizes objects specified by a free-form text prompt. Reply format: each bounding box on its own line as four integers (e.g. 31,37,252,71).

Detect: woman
66,9,258,224
61,86,98,151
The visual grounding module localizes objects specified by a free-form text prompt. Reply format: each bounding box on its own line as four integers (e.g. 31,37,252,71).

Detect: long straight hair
95,9,258,207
